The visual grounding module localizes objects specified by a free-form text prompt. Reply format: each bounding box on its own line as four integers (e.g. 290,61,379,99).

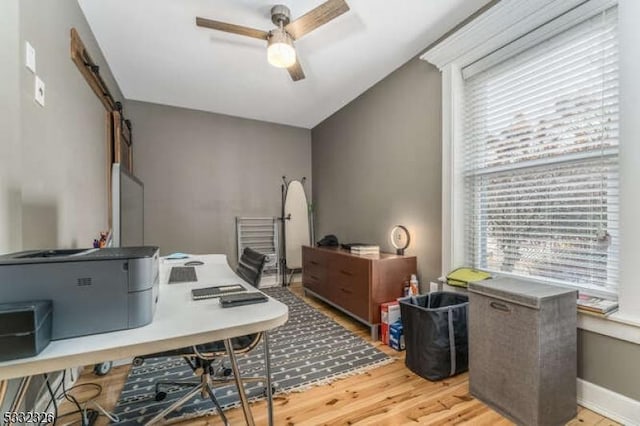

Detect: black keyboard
191,285,247,300
168,266,197,284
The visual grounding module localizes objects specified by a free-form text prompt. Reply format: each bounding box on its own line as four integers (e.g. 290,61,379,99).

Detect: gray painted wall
126,100,312,263
579,330,640,401
0,0,22,413
14,0,123,251
0,0,21,254
311,57,442,288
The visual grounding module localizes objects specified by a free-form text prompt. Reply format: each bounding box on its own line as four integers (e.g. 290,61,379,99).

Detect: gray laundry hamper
468,276,577,426
399,292,469,381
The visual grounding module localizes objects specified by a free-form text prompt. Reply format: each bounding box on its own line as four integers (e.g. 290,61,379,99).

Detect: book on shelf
576,294,618,316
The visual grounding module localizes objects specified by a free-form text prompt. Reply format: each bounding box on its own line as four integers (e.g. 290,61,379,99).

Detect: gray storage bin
399,292,469,381
0,300,52,361
468,277,577,426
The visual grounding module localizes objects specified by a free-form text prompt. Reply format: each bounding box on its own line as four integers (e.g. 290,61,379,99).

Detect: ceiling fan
196,0,350,82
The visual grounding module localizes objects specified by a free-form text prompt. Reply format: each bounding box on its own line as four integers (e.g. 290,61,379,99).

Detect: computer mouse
184,260,204,266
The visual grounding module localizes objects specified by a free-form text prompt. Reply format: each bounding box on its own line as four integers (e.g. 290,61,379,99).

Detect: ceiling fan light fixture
267,28,296,68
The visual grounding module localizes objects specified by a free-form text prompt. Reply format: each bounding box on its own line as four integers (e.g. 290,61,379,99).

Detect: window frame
461,14,620,296
424,0,640,335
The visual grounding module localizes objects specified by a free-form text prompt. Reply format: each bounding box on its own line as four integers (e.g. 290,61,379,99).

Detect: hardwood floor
59,285,619,425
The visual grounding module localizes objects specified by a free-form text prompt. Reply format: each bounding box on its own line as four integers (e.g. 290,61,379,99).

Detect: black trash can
399,292,469,381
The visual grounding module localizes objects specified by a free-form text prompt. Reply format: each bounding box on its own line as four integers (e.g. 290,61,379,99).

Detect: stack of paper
577,294,618,316
350,245,380,255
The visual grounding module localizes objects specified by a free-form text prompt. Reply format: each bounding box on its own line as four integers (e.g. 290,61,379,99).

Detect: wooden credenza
302,246,417,338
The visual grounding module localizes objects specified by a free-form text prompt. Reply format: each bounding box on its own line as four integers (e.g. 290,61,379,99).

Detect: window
463,7,619,295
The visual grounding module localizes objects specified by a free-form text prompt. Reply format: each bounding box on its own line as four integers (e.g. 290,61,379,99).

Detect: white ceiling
78,0,487,128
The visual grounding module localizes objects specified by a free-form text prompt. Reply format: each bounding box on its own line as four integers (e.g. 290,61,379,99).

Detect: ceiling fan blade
287,60,306,82
285,0,350,40
196,17,269,40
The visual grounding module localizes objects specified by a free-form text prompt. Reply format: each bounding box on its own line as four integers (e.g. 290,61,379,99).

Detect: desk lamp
390,225,410,255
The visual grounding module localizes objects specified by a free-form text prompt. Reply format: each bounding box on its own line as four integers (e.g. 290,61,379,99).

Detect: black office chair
136,248,269,426
236,247,268,288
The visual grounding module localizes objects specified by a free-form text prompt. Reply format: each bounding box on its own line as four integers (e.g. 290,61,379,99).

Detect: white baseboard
260,273,301,287
113,358,133,367
259,274,281,288
578,378,640,425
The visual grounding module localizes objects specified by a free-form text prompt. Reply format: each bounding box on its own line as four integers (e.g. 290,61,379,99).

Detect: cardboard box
381,301,400,345
389,320,405,351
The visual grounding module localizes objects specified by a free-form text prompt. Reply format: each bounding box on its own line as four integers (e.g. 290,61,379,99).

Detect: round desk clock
390,225,410,255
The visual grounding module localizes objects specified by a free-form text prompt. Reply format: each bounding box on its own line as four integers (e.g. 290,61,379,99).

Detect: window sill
578,311,640,345
437,278,640,345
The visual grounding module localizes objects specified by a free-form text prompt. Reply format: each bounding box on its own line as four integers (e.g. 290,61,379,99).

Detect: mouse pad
168,266,197,284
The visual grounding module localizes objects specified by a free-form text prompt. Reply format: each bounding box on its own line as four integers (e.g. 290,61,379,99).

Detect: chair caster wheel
94,361,112,376
263,386,276,397
155,391,167,401
223,368,233,377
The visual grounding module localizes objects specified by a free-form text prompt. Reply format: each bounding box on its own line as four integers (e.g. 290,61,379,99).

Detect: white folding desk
0,254,289,425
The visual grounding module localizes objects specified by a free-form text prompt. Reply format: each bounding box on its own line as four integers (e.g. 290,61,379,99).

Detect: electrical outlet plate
35,76,45,107
25,41,36,73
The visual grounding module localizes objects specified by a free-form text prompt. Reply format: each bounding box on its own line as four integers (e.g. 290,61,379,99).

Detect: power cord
59,383,102,402
61,372,86,426
41,369,118,426
41,370,65,423
89,402,119,423
43,374,58,426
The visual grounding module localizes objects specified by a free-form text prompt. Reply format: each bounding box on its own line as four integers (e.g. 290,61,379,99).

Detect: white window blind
463,7,619,295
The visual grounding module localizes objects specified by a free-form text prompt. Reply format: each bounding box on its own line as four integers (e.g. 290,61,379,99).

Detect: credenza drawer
303,272,323,287
303,261,327,292
330,268,368,297
332,255,369,279
303,247,327,295
303,260,325,279
305,256,325,269
332,286,369,320
328,257,369,320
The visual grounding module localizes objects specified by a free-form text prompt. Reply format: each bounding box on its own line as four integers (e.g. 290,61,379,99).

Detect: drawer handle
310,275,319,280
340,287,353,294
310,260,319,265
340,269,353,276
490,301,510,313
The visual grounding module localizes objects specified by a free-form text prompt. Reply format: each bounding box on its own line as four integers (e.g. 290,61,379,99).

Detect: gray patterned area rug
111,287,391,424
